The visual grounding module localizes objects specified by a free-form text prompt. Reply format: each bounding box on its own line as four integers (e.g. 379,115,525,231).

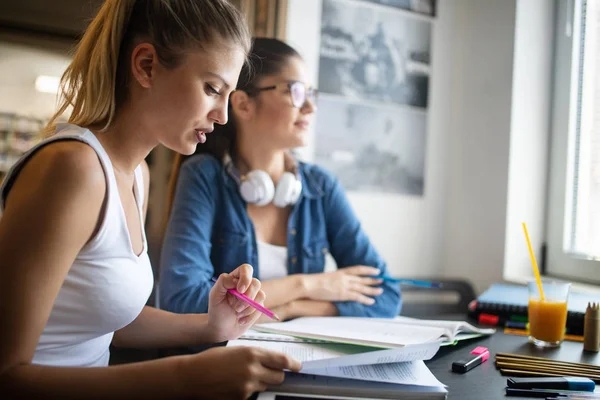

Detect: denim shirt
159,154,401,318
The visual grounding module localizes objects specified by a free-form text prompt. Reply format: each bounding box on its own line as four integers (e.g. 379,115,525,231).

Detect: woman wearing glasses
160,38,401,321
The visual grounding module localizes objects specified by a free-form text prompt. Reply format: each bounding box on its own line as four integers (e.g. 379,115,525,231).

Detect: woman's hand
302,266,383,305
179,346,302,399
207,264,265,342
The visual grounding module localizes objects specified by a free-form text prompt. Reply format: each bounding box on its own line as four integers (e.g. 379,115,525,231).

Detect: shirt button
290,229,297,236
291,257,297,264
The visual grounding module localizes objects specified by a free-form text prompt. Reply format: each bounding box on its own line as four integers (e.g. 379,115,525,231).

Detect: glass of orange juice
528,279,571,347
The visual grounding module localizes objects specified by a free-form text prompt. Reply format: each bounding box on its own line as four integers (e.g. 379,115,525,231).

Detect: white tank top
0,123,153,367
257,240,288,281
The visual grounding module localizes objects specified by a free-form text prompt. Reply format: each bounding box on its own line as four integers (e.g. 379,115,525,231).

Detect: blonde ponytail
44,0,135,136
44,0,251,136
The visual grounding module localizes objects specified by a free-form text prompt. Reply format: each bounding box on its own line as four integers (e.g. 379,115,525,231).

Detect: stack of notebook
468,283,600,335
227,316,495,399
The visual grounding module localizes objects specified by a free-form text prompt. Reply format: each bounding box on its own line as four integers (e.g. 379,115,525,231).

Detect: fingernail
238,285,247,293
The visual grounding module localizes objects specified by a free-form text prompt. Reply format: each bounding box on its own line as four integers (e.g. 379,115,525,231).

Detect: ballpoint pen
375,275,443,288
211,277,280,321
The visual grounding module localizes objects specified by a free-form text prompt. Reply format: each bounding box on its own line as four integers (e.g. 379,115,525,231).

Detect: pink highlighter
451,346,490,373
211,277,280,321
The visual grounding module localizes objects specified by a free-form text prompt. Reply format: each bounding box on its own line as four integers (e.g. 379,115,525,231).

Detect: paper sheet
302,360,445,387
255,317,448,348
227,339,441,370
268,372,448,399
267,373,448,399
240,329,330,343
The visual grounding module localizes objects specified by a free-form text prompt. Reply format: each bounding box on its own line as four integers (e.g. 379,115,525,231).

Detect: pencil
495,353,600,382
496,353,600,371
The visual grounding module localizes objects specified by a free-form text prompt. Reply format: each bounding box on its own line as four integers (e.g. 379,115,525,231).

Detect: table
426,329,600,399
142,317,600,399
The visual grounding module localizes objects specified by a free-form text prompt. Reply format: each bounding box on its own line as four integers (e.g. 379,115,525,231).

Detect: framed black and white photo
356,0,436,16
315,0,432,195
319,0,431,108
314,96,426,196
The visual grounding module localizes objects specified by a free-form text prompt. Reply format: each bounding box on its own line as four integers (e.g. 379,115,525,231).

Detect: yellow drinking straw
522,222,545,301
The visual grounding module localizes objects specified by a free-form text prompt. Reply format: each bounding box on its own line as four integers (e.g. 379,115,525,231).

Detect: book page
227,340,357,365
227,339,441,370
270,373,448,399
349,316,495,340
255,317,448,348
302,360,445,387
240,329,330,343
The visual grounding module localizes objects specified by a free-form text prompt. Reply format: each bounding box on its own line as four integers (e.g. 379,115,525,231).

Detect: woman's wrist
296,273,315,299
187,313,215,344
281,300,297,320
174,354,202,398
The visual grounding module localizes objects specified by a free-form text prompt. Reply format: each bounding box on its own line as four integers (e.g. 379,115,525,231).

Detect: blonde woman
0,1,299,399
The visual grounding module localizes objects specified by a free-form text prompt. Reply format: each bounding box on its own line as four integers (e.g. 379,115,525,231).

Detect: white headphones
224,153,302,207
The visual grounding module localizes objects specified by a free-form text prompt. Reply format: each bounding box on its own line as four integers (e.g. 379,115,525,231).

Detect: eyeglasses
247,81,318,108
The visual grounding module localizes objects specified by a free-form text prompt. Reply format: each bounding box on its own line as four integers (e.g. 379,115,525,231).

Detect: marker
211,277,280,321
507,377,595,392
506,388,600,398
451,346,490,373
375,276,443,288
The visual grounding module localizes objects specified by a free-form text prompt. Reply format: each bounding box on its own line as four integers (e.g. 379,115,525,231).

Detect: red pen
211,277,280,321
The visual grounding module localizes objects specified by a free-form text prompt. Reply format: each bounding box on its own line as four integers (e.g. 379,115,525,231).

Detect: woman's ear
230,90,255,121
131,43,159,89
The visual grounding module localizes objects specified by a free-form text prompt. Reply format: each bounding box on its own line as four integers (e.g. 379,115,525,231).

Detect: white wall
287,0,554,294
439,0,517,293
504,0,554,284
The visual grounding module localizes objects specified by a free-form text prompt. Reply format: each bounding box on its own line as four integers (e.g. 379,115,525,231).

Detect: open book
253,316,495,349
229,325,448,397
228,337,445,388
229,336,441,371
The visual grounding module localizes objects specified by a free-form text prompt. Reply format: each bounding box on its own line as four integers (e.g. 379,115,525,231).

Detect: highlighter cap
567,377,596,391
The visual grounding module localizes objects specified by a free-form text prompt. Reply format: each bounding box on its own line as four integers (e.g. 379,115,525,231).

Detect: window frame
546,0,600,283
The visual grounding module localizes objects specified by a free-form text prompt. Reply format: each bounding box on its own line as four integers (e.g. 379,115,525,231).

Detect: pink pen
211,277,280,321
